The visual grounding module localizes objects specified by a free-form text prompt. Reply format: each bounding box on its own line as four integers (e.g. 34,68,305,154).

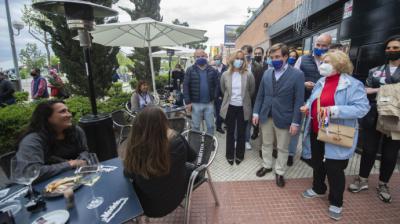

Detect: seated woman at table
131,80,155,112
123,106,197,217
15,100,88,182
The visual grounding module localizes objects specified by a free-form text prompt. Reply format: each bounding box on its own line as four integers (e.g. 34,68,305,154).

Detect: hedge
0,92,131,155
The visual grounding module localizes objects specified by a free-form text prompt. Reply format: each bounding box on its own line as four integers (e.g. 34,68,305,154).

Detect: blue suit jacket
253,66,305,129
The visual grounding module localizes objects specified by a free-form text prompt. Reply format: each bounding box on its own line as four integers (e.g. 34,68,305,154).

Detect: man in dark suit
213,54,227,133
252,43,305,187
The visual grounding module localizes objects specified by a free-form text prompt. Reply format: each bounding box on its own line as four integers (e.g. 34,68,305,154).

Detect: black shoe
287,156,294,167
259,150,262,159
300,157,312,167
216,127,225,134
251,131,259,140
272,149,278,159
276,174,285,188
227,159,234,165
235,159,242,165
256,167,272,177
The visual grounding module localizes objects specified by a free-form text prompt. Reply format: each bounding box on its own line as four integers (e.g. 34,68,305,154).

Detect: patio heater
166,49,175,92
32,0,118,161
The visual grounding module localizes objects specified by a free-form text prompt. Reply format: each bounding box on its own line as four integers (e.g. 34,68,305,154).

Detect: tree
21,5,52,67
172,19,208,50
19,43,46,70
119,0,162,87
35,0,120,97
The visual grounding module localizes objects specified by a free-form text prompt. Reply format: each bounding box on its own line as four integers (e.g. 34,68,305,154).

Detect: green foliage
155,74,168,89
129,77,138,90
116,52,134,67
19,68,28,79
0,92,130,154
50,55,60,67
107,82,123,97
0,104,34,154
36,0,120,97
19,43,47,70
119,0,162,88
14,91,29,103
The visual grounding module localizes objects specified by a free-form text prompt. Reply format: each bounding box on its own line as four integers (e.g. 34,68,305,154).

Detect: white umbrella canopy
89,17,207,92
151,46,195,58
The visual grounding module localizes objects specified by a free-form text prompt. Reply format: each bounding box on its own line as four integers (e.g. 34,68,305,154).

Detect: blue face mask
313,47,328,57
264,58,272,66
245,55,252,62
233,59,243,68
215,59,221,66
272,60,284,70
288,57,297,65
196,57,208,66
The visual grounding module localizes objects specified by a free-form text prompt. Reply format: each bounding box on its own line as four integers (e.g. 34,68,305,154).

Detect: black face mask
30,72,36,76
385,51,400,61
254,56,263,63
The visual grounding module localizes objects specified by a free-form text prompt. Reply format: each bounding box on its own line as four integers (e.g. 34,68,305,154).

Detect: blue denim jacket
302,74,370,160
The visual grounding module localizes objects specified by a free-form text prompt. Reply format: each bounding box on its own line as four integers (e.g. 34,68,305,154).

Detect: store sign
224,25,241,46
343,0,353,19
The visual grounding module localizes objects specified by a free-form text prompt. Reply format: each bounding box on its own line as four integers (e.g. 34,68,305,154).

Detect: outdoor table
3,158,143,224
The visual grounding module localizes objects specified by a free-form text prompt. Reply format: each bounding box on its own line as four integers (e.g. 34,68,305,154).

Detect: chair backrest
181,130,218,168
0,151,16,178
168,117,186,134
125,101,132,113
120,125,132,144
111,110,134,127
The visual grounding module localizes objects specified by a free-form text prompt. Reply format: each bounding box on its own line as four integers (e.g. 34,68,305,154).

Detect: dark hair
384,35,400,49
136,80,149,94
32,68,40,74
18,100,77,152
241,45,253,54
269,43,289,57
289,49,299,58
124,106,171,178
329,43,343,50
254,47,264,55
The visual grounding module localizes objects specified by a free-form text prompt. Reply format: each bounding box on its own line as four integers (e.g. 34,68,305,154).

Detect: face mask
313,47,328,57
233,59,243,68
265,58,272,66
385,51,400,61
288,57,297,65
245,55,252,62
196,57,208,66
30,72,37,77
272,60,284,70
215,59,221,66
319,63,335,77
254,56,262,63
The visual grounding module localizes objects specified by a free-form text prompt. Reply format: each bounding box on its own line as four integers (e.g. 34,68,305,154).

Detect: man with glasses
183,49,218,135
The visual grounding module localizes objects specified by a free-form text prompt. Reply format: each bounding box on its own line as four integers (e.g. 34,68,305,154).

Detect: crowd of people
11,33,400,221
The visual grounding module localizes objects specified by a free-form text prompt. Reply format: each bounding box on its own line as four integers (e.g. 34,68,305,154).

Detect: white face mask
319,63,335,77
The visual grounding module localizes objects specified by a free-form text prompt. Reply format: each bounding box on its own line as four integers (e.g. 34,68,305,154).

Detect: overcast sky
0,0,261,69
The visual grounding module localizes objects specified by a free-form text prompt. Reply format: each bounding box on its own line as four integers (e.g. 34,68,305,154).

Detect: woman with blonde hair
300,50,370,220
220,50,255,165
123,106,196,217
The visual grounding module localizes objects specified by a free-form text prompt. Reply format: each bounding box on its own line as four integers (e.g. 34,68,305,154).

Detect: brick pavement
129,174,400,224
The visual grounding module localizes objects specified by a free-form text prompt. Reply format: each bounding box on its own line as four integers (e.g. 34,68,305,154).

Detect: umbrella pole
147,41,157,95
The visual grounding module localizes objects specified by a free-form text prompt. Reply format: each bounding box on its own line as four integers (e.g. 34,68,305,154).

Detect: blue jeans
191,102,215,135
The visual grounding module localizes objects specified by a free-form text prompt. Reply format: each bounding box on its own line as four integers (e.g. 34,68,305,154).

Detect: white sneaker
245,142,252,150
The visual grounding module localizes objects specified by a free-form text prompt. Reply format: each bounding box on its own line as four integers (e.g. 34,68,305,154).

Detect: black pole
82,47,97,115
168,55,172,92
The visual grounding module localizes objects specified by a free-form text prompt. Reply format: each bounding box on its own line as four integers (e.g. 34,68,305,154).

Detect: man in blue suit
252,43,305,187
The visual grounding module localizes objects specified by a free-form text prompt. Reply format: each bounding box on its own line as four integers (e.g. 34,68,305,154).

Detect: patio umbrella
151,46,195,58
89,17,207,93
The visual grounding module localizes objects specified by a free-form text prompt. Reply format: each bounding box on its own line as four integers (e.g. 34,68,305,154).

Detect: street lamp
5,0,22,91
32,0,119,161
12,21,24,36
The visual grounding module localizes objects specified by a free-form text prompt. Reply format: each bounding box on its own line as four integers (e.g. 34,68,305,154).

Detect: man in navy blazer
252,43,305,187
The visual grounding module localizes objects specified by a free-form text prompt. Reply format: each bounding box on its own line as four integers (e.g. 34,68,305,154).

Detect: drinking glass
10,157,40,199
85,153,104,209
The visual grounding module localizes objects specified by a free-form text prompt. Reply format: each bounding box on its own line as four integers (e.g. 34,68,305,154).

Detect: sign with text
224,25,241,46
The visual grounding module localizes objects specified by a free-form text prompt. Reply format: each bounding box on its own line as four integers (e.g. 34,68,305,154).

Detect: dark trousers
214,98,223,129
225,105,246,161
310,132,349,207
359,127,400,183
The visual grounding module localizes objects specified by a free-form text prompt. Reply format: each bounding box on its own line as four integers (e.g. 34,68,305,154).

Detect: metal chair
111,110,134,145
0,151,16,178
125,101,132,113
181,130,219,224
